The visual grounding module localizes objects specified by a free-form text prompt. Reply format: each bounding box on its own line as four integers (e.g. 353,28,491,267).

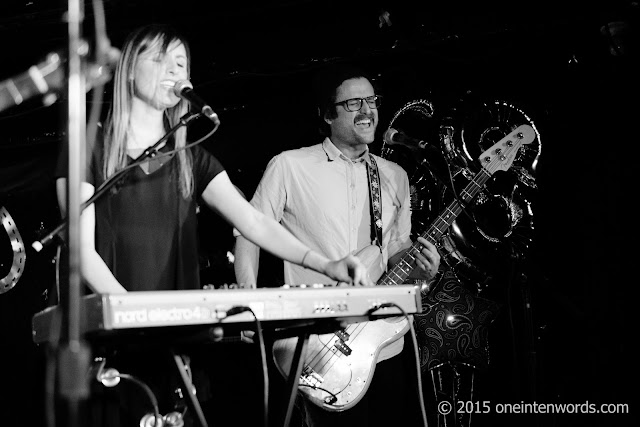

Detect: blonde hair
104,24,194,198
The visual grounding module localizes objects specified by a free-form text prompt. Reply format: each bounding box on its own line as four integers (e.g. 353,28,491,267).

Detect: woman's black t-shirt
56,134,224,292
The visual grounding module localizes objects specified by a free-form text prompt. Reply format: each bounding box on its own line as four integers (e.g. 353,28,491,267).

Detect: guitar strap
366,155,383,252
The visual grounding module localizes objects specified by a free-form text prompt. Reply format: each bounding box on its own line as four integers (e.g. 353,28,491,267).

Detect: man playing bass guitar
234,63,440,427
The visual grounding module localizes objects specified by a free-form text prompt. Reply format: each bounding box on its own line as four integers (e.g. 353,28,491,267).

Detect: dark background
1,1,637,426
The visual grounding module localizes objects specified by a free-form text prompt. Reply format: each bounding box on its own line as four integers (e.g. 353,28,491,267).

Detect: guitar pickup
333,340,352,356
335,330,350,342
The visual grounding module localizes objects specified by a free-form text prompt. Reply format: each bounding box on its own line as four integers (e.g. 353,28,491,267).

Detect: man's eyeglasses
334,95,382,112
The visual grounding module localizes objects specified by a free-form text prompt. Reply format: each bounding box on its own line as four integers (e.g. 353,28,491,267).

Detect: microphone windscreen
383,128,398,144
173,80,193,96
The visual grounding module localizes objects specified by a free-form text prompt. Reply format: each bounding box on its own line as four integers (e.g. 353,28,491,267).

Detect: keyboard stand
172,350,209,427
282,331,310,427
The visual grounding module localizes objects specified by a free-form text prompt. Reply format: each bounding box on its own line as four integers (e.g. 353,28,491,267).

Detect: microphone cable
94,113,219,195
367,302,428,427
225,306,268,427
95,366,163,427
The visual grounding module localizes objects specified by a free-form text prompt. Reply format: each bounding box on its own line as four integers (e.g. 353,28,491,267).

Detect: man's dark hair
312,63,376,136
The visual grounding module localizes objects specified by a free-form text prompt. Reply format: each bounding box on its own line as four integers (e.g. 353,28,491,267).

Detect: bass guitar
272,124,535,411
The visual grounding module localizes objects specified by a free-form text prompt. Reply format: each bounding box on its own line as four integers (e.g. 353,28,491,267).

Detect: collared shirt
248,138,413,361
251,138,412,285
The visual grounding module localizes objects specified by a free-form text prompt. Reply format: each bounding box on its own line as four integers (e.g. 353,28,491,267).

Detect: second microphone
383,128,429,149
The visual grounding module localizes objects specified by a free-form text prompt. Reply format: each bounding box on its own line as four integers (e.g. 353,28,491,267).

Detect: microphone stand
58,3,89,427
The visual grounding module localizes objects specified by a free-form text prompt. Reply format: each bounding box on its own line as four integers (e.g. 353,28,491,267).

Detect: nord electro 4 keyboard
31,284,421,344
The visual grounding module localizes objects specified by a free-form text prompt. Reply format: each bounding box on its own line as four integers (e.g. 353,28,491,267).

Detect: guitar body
272,245,410,412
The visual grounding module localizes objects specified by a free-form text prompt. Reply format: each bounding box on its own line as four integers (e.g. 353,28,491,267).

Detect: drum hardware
1,206,27,294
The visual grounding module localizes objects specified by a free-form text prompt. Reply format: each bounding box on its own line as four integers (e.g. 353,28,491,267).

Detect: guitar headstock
478,124,536,175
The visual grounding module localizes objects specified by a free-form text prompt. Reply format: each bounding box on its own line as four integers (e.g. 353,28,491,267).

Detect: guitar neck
376,123,534,287
0,55,62,112
0,72,43,111
377,168,491,286
0,50,116,115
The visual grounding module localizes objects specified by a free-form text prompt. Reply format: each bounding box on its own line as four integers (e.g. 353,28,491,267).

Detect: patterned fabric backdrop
414,269,501,371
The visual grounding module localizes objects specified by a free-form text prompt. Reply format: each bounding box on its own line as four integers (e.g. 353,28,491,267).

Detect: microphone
383,128,429,149
173,80,219,124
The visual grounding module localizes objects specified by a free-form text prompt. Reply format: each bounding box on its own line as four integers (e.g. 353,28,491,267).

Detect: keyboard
32,284,421,344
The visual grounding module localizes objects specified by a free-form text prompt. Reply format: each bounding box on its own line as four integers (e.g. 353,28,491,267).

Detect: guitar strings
306,322,370,374
306,323,363,372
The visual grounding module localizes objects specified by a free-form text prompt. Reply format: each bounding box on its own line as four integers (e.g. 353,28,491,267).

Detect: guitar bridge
300,366,324,387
